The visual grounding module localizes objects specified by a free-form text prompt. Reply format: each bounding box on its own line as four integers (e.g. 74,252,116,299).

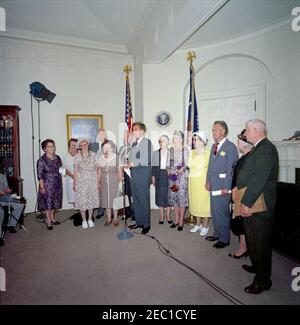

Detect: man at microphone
127,122,153,234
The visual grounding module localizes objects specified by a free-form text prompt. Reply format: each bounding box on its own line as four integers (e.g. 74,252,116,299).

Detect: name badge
219,173,226,178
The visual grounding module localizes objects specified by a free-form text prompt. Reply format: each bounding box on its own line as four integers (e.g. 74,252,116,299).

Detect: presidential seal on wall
155,111,171,127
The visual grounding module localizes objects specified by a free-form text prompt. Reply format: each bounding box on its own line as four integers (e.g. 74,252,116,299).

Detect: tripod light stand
29,82,56,221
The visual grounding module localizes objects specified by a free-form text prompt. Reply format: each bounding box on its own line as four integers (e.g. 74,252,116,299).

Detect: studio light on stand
30,82,56,156
29,81,56,222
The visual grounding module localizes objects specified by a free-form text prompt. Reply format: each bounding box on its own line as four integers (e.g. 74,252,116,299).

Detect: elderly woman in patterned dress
73,138,100,229
99,140,122,226
37,139,63,230
167,131,189,231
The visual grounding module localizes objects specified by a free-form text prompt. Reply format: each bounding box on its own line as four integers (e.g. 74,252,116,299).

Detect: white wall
143,21,300,209
143,21,300,144
0,37,134,212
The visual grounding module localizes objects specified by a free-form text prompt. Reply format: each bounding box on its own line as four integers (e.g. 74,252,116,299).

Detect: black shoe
129,224,141,230
51,221,61,225
228,250,249,259
205,236,219,242
47,225,53,230
242,264,257,274
244,281,272,294
170,223,178,229
6,226,17,233
159,221,164,224
177,225,183,231
167,220,173,224
213,241,229,249
141,227,150,234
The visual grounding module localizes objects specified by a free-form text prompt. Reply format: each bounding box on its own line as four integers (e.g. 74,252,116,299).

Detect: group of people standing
36,118,279,295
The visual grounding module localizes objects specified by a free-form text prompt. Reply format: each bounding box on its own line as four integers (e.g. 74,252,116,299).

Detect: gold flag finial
124,64,132,76
186,51,196,66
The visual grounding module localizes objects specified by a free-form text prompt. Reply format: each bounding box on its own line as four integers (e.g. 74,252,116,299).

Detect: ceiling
181,0,300,49
0,0,154,47
0,0,299,60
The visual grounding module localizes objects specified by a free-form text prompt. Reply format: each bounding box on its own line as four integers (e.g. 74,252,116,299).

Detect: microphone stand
117,144,133,240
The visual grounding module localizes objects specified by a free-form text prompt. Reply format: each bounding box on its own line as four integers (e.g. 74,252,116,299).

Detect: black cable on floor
133,230,245,305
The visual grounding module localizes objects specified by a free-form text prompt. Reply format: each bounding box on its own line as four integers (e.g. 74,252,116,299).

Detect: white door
197,94,257,148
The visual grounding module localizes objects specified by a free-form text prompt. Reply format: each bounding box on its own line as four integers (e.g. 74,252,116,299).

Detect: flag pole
118,64,133,240
185,51,197,225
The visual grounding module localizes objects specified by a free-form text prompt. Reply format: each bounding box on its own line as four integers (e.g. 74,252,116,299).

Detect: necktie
213,143,219,156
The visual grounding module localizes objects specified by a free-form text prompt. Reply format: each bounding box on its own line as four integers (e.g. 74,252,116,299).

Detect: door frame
183,82,266,130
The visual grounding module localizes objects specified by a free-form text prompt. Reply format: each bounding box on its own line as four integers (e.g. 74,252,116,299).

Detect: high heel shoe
170,223,178,229
228,250,249,259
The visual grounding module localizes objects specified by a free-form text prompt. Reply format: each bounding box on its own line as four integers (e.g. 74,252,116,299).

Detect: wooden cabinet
0,105,23,196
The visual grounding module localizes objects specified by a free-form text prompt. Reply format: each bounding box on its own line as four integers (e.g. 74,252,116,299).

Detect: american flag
125,74,133,133
186,64,199,148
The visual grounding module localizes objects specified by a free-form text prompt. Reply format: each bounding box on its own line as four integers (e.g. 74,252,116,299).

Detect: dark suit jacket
236,138,279,213
129,137,153,185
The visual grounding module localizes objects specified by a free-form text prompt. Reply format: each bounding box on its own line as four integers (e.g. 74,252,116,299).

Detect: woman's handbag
113,195,130,211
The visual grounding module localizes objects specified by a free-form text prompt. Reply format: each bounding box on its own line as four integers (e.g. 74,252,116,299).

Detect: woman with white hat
188,131,211,236
73,138,100,229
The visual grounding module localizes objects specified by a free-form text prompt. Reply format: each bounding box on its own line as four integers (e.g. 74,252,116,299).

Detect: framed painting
66,114,103,143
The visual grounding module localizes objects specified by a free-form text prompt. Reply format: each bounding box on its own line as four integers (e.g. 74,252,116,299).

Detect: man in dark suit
236,119,279,294
206,121,239,248
128,122,153,234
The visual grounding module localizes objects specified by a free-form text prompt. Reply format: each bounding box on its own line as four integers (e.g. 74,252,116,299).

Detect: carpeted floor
0,209,299,305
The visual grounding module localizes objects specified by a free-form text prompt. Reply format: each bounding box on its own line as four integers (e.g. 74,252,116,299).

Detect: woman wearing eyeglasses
152,135,172,224
188,131,211,236
37,139,63,230
167,131,189,231
73,138,100,229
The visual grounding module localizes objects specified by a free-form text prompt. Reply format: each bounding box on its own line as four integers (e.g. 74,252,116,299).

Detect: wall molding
0,27,128,54
0,36,133,68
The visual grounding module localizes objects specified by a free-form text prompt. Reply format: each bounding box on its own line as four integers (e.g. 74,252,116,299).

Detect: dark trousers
124,173,133,218
130,180,150,229
244,212,273,287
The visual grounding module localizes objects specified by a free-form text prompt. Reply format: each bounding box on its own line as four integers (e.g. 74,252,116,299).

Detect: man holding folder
235,119,279,294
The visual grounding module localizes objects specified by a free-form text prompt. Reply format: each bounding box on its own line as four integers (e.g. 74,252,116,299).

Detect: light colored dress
63,153,76,203
99,154,119,209
167,147,189,207
188,149,210,218
74,152,100,210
